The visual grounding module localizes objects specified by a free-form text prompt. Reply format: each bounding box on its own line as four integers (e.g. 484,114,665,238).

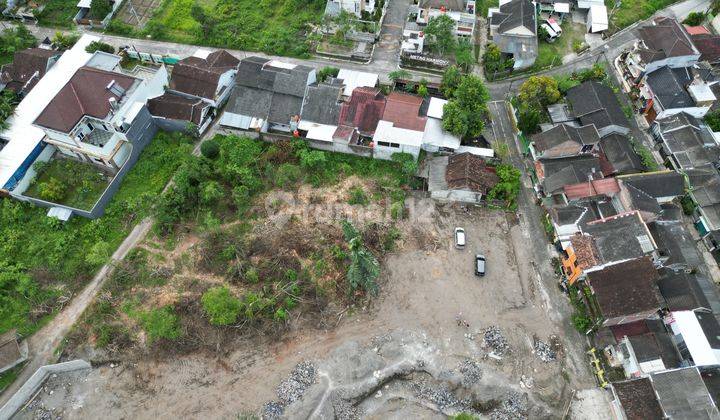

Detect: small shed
0,329,28,374
426,153,500,203
587,5,608,33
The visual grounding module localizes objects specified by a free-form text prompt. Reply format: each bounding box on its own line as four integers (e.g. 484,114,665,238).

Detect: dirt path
0,218,153,409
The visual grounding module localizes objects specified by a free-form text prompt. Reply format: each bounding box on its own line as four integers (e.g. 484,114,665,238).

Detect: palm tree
342,220,379,295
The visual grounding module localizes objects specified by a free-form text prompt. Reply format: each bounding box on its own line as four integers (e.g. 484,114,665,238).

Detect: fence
0,360,91,419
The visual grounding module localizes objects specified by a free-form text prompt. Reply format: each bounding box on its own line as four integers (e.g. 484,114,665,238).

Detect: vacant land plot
35,0,78,28
533,20,586,71
17,203,595,418
605,0,675,33
108,0,325,57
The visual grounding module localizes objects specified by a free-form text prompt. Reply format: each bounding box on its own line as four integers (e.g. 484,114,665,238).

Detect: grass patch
0,363,25,393
0,131,194,337
36,0,80,28
530,21,586,72
108,0,325,57
477,0,499,17
606,0,676,33
25,158,111,210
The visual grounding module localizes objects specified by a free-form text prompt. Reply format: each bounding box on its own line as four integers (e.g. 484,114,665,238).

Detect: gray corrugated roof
225,85,273,119
496,0,536,34
620,171,686,199
301,82,342,125
269,94,303,124
599,133,644,175
651,367,720,419
583,212,653,263
567,81,629,130
646,66,694,110
540,155,602,194
657,268,711,311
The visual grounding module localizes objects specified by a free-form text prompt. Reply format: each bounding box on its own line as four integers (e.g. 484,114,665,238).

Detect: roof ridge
68,81,85,116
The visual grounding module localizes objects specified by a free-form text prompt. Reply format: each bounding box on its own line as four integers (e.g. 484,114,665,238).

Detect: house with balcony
638,65,718,122
0,35,167,219
652,112,720,171
488,0,537,70
618,17,701,91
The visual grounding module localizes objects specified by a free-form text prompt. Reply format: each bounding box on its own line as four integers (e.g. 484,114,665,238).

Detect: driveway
374,0,410,72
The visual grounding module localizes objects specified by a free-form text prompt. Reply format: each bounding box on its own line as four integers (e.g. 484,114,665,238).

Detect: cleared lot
16,202,594,418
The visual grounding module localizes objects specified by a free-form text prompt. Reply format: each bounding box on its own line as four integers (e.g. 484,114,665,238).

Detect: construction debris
458,359,483,387
331,395,361,420
275,361,317,405
490,392,529,420
261,401,284,419
410,381,468,411
533,339,557,363
483,326,509,356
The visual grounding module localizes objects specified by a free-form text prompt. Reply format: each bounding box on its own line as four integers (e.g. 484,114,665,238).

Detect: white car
454,227,466,249
546,18,562,36
540,23,558,41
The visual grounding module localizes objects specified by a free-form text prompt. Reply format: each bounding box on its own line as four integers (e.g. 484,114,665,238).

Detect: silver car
454,227,466,249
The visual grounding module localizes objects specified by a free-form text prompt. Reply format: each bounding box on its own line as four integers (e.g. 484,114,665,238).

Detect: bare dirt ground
14,202,597,419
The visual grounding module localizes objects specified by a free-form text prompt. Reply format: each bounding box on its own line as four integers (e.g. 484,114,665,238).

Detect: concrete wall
0,359,91,419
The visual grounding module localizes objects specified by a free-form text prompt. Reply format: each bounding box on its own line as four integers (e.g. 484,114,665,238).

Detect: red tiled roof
382,92,427,131
569,233,600,269
34,66,137,133
563,178,620,200
338,87,386,134
685,25,710,35
586,257,661,319
691,34,720,63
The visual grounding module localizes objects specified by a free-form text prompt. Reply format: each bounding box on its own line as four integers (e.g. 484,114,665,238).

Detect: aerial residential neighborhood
2,0,720,418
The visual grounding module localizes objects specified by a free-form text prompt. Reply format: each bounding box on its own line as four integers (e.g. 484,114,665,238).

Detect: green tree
0,24,37,62
442,74,490,138
483,42,512,75
52,32,81,50
487,164,521,209
201,286,242,325
683,11,706,26
705,110,720,131
85,41,114,54
0,91,16,132
440,65,462,97
424,14,456,55
518,75,561,109
342,220,379,296
388,69,411,82
200,139,220,159
298,148,326,169
517,104,541,134
454,39,474,72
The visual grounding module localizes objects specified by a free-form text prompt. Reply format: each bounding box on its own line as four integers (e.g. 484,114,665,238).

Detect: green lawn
530,21,586,72
108,0,326,57
25,159,111,211
0,132,194,338
606,0,676,33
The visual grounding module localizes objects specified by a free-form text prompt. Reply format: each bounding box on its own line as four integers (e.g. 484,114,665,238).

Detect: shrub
275,163,302,188
245,267,260,284
705,110,720,131
85,41,114,54
390,201,404,220
630,139,659,171
348,186,369,205
89,0,113,19
200,181,224,205
201,286,242,325
681,195,697,216
572,313,592,333
317,66,339,82
299,148,326,169
37,178,66,202
200,139,220,159
683,11,706,26
138,307,181,342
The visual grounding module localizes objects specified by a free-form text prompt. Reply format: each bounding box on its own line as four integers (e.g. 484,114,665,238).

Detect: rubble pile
411,381,469,412
331,395,361,420
276,361,317,405
490,392,528,420
483,326,509,355
263,361,317,418
533,339,557,362
458,359,483,387
261,401,284,419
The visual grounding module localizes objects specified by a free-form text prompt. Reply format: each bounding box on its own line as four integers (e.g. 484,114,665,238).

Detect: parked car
475,254,486,277
454,227,466,249
540,23,558,42
546,18,562,36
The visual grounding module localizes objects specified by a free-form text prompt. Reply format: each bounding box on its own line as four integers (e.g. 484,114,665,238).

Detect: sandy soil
15,204,597,419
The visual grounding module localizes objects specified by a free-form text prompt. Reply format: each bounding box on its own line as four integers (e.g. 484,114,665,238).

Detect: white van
546,18,562,36
540,23,559,42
